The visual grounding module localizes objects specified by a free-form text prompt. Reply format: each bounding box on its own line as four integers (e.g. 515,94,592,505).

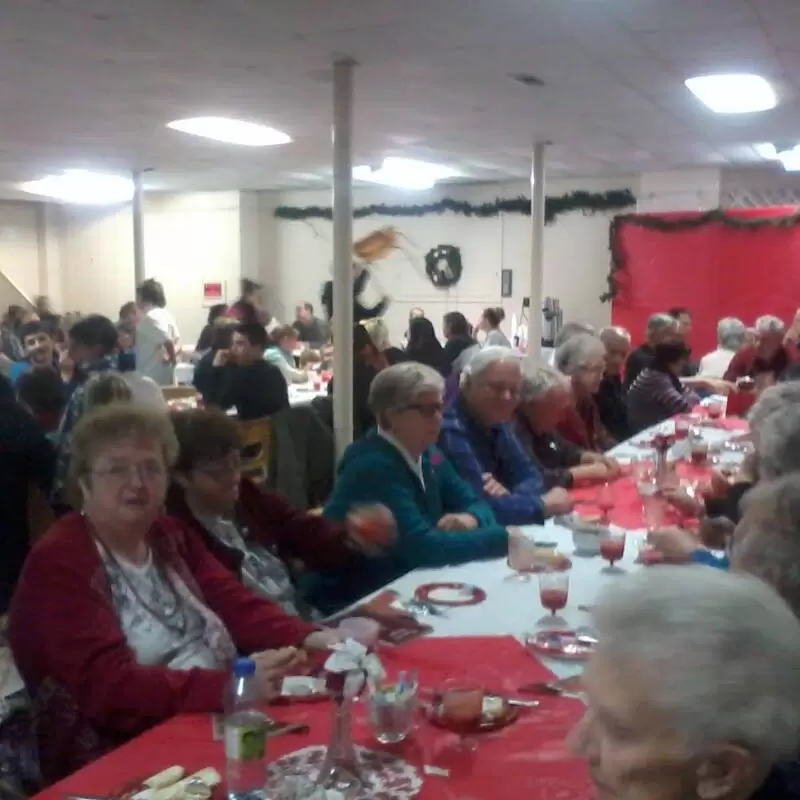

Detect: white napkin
323,638,385,680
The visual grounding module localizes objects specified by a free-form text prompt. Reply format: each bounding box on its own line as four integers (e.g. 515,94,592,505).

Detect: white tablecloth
363,417,747,678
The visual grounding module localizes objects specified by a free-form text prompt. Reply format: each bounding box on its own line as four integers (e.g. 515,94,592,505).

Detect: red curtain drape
610,207,800,355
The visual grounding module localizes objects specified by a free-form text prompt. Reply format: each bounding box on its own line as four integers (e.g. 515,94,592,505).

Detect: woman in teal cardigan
307,362,511,612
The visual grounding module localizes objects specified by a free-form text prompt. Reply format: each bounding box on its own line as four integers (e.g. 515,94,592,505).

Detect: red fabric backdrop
610,207,800,355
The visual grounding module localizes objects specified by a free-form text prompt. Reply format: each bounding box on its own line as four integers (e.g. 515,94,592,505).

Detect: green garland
602,207,800,302
274,188,635,223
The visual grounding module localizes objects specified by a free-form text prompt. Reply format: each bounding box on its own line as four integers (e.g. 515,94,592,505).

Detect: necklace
94,534,190,639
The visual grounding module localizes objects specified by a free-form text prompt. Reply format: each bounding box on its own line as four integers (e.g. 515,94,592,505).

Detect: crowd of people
5,285,800,800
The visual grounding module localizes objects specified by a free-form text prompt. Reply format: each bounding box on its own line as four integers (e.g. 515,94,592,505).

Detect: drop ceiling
0,0,799,193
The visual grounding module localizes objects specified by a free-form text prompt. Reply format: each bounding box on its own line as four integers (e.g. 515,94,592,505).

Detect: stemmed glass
599,530,626,573
638,479,665,532
538,571,570,621
439,678,484,753
506,533,538,582
596,481,614,524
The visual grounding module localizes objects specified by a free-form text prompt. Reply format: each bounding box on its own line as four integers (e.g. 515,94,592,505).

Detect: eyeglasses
195,456,242,479
480,381,520,400
403,402,444,418
93,462,166,483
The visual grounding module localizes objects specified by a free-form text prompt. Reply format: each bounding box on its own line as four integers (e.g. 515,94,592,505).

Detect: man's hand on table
346,503,396,555
543,487,575,516
647,527,700,562
580,452,621,477
437,513,479,531
662,487,704,518
482,473,510,497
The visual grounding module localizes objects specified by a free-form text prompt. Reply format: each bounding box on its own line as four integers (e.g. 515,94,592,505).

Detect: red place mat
571,460,709,530
37,636,592,800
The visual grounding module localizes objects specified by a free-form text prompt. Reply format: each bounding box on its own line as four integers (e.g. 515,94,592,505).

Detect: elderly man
438,347,573,525
573,567,800,800
624,312,680,389
595,326,630,441
699,317,746,379
514,366,619,490
724,314,798,384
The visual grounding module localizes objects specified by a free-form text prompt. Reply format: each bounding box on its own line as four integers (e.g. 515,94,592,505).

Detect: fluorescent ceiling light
685,74,777,114
166,116,291,146
757,142,800,172
19,170,134,204
353,157,460,190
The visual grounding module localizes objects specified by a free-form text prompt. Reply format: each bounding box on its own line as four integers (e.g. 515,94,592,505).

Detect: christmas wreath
424,244,463,288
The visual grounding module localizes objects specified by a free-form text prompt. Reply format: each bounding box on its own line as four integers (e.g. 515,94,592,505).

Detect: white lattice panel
723,188,800,208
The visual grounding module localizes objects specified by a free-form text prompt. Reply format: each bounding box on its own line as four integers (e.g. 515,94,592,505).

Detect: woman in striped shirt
627,341,700,433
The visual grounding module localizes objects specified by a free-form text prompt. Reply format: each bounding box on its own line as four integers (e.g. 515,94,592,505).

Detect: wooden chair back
162,385,199,401
238,417,272,483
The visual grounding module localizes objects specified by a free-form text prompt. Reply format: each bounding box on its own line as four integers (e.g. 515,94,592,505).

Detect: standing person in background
227,278,279,332
624,313,681,390
595,326,631,442
442,311,480,373
204,322,288,421
406,316,450,377
195,304,228,353
292,302,329,348
34,295,60,331
479,307,511,348
1,305,25,360
265,325,308,385
134,278,179,386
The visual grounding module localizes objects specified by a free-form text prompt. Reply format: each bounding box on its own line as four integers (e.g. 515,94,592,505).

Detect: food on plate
482,695,506,720
144,767,186,790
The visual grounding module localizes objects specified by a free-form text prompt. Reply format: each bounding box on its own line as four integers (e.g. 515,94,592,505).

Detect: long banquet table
31,415,748,800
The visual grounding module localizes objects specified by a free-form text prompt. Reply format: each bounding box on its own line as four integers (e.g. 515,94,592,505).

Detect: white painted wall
0,201,43,309
268,176,636,342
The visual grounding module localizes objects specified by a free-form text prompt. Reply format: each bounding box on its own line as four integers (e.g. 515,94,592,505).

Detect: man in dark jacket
204,323,288,420
596,326,631,441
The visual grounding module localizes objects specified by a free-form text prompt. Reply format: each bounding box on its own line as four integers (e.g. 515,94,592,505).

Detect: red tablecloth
571,460,712,530
34,637,592,800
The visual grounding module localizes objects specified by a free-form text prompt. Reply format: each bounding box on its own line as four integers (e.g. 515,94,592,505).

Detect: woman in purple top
627,341,700,433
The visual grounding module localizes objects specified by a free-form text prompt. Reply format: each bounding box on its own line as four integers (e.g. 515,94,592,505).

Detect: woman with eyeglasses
310,361,512,613
9,404,345,784
166,408,396,619
555,333,616,451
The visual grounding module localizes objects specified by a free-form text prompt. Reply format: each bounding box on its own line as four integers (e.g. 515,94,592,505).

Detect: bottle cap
233,657,256,677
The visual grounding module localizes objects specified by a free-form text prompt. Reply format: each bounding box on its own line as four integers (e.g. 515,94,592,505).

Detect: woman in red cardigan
166,408,395,619
9,404,340,784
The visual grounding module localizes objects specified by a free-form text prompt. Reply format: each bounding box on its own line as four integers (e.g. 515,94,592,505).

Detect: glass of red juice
675,418,690,440
538,571,570,617
600,531,626,571
440,679,484,752
690,439,709,466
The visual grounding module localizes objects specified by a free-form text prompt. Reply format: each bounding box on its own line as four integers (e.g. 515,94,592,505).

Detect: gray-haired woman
514,365,620,490
572,566,800,800
311,361,511,612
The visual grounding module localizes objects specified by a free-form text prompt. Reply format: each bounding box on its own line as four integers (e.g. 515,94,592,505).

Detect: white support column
526,142,547,367
132,169,146,286
332,57,356,459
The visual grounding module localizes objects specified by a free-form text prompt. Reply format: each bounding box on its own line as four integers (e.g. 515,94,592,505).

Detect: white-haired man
596,326,631,441
438,347,573,525
724,314,797,384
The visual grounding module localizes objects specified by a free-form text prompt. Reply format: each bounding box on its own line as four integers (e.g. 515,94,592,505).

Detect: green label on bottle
225,724,267,761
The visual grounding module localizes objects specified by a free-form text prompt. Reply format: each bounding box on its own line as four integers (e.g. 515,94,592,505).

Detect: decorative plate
524,630,595,662
414,582,486,607
423,693,520,734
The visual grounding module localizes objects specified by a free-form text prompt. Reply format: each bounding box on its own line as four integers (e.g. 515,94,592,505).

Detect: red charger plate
415,582,487,607
524,629,595,662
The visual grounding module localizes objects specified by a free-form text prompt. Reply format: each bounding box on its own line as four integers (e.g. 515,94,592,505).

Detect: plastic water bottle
224,657,270,800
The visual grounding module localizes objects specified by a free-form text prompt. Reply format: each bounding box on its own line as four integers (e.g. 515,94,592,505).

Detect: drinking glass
538,570,570,617
674,418,690,441
338,617,380,649
638,480,665,532
690,438,709,466
507,533,538,581
367,675,418,745
596,482,614,524
630,454,655,484
599,530,626,571
707,399,725,420
439,679,484,753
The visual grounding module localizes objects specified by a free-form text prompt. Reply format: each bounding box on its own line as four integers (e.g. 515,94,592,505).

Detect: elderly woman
514,366,620,490
573,567,800,800
554,333,615,450
166,408,394,618
9,404,338,783
314,361,511,612
439,347,573,525
699,316,746,379
725,314,797,384
626,340,701,433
